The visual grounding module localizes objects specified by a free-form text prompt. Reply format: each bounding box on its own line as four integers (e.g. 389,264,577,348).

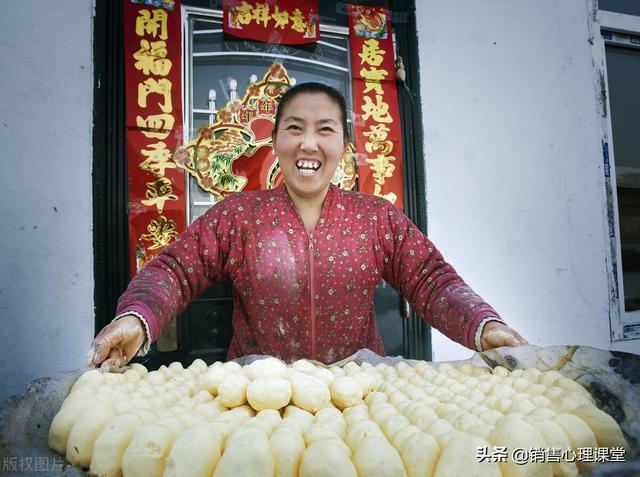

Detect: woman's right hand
87,315,146,368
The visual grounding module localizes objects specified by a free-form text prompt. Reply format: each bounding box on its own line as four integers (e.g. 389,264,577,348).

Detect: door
93,0,430,367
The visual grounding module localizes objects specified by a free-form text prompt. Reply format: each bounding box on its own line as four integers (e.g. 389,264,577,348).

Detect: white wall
417,0,639,360
0,0,95,400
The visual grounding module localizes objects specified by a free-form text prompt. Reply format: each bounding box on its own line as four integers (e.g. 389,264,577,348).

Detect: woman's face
272,92,347,204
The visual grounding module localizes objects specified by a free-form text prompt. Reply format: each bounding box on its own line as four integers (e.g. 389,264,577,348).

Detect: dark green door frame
92,0,431,363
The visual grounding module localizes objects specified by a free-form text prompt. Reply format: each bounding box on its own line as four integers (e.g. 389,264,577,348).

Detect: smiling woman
272,83,349,232
88,82,528,367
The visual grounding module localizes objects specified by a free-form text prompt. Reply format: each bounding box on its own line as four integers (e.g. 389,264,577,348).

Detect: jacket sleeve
115,200,239,342
377,204,503,350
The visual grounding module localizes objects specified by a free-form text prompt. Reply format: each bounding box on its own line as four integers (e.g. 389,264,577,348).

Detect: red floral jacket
117,185,501,363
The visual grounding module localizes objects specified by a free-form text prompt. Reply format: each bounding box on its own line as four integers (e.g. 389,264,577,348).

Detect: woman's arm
378,204,527,351
89,198,240,366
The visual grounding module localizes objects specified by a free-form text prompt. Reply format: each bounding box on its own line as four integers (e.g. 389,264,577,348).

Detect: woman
89,82,527,368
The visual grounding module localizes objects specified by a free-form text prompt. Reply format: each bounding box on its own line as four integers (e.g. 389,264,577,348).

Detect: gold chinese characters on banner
223,0,319,45
125,0,186,275
348,4,404,210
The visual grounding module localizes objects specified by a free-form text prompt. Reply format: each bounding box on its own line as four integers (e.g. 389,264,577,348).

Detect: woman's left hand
480,321,529,351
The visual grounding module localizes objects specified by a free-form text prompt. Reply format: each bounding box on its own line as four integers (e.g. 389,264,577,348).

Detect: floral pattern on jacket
117,185,500,363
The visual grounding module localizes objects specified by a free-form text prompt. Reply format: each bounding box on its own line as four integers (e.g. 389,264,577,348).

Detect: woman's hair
272,82,349,140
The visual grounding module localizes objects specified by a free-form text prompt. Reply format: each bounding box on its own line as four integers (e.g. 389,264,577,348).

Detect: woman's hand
87,315,146,368
480,320,529,351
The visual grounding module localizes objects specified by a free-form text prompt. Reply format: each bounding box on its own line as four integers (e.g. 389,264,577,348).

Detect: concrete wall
0,0,95,401
416,0,639,360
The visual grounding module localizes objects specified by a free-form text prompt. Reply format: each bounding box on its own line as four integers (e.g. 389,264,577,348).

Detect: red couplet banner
124,0,186,276
347,4,404,210
223,0,320,45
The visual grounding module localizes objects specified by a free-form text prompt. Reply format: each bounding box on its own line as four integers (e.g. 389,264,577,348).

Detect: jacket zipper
309,232,317,360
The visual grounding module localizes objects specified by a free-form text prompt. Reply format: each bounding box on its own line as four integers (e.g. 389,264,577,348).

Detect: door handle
207,309,221,344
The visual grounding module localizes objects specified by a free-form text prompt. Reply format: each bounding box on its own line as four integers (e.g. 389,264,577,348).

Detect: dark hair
272,82,349,140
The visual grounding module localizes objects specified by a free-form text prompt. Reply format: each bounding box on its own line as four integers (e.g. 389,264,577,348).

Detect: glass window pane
605,44,640,310
599,0,640,17
186,12,352,223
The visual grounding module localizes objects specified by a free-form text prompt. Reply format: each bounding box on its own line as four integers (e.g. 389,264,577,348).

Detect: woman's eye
286,125,301,130
320,127,335,132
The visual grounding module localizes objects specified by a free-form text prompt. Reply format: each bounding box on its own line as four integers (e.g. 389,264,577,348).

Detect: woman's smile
295,158,322,176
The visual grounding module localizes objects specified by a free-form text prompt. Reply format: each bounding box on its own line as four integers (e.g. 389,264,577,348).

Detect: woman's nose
300,132,318,152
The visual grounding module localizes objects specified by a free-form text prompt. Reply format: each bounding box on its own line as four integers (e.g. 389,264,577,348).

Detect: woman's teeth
296,160,320,176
